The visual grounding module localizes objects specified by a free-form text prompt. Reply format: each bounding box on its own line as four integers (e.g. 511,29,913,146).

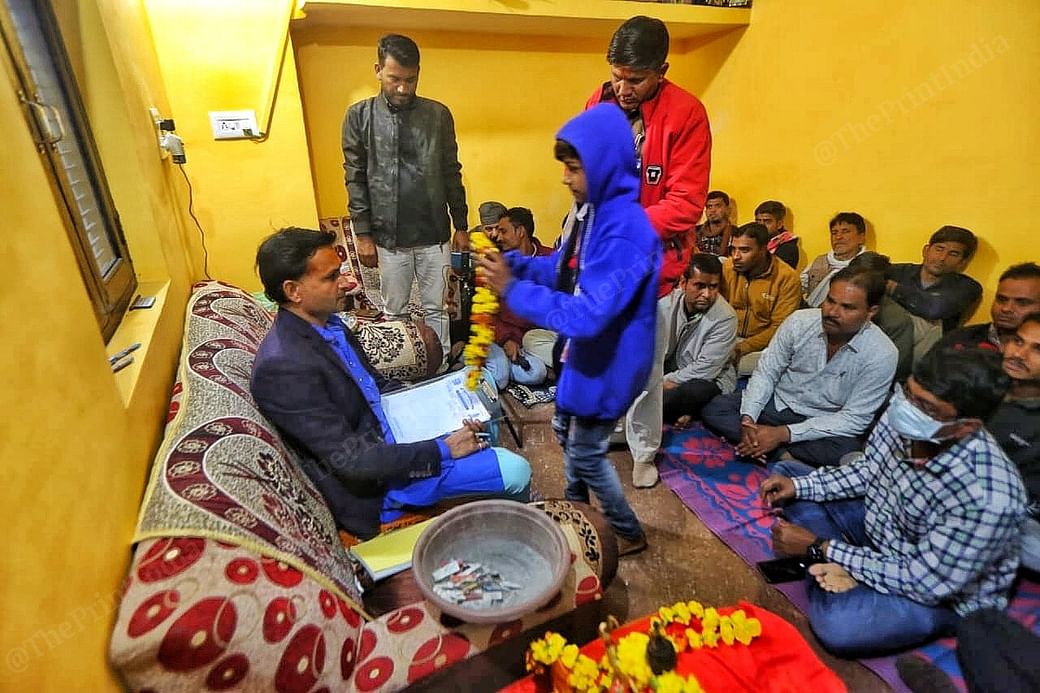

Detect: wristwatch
806,538,827,564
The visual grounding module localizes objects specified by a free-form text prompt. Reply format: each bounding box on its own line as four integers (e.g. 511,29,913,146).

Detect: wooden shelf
294,0,750,41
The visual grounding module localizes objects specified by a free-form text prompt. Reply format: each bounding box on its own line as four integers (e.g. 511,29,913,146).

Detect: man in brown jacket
721,223,802,376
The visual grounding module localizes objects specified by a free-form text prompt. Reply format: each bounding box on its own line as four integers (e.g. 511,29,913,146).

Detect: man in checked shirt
760,346,1028,656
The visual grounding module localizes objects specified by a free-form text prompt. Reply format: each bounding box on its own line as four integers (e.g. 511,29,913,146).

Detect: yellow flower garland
525,600,762,692
465,231,499,390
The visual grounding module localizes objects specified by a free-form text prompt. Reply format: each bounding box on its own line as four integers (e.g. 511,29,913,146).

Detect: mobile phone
130,295,156,310
756,556,811,584
450,250,471,273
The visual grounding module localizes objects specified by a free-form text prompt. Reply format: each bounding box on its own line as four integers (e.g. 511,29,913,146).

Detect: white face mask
885,387,957,443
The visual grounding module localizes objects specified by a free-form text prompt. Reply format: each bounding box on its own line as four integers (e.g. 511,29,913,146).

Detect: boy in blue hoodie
479,104,662,555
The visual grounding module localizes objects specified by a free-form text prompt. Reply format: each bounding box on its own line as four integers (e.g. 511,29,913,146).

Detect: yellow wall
0,1,193,689
298,1,1037,324
681,0,1039,321
294,25,616,238
144,0,318,291
2,1,1036,688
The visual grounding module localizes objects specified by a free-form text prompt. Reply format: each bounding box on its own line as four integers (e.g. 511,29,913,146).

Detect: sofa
319,216,470,340
108,280,615,691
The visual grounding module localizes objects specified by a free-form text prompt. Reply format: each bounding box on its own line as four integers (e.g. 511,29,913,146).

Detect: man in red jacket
586,15,712,487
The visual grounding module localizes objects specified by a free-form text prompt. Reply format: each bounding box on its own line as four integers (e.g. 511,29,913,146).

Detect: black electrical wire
177,163,212,280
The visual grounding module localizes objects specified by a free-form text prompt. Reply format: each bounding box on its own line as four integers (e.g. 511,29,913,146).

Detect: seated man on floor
250,227,531,540
720,222,802,377
801,212,867,308
695,190,734,256
760,346,1027,657
755,200,799,269
659,253,737,426
989,312,1040,572
886,225,982,359
936,261,1040,353
927,273,1040,570
703,266,897,467
473,200,507,243
485,206,554,389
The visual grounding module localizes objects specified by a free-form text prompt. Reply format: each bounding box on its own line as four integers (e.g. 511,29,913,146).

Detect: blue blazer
250,309,440,539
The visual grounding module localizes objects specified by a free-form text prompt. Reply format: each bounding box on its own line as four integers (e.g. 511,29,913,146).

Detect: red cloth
495,239,554,346
501,602,846,693
586,80,712,297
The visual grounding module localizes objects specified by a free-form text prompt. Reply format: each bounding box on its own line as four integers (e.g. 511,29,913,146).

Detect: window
1,0,135,340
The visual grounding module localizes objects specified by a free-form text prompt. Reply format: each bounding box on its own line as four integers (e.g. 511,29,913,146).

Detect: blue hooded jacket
502,104,662,420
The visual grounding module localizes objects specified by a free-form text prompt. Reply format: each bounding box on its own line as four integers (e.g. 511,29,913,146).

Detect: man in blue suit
250,228,531,540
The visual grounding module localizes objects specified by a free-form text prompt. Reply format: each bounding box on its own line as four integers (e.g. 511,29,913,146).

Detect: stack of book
349,518,434,581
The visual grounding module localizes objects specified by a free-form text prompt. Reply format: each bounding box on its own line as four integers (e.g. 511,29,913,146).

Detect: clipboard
380,369,491,444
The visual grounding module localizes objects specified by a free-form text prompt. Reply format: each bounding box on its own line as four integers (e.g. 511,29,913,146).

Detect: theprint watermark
813,35,1011,166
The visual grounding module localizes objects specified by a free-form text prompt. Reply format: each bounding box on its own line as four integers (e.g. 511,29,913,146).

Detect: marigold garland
464,230,500,390
524,600,763,692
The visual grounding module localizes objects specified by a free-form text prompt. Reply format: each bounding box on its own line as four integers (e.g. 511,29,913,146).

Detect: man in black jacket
342,34,469,364
250,228,530,539
885,225,982,359
990,312,1040,571
935,261,1040,353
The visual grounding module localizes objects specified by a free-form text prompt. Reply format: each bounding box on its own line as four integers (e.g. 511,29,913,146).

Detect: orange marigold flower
463,231,500,389
524,601,762,692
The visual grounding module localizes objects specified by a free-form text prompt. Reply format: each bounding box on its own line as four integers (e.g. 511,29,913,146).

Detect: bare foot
808,563,858,593
674,415,692,429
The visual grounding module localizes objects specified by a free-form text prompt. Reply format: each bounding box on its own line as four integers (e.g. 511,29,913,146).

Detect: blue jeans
553,413,643,540
485,342,548,390
773,460,959,656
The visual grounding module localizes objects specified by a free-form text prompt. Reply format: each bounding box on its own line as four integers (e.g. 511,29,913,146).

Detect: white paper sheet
380,369,490,444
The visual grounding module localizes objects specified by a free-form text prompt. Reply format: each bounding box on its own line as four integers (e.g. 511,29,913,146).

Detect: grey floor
500,399,889,692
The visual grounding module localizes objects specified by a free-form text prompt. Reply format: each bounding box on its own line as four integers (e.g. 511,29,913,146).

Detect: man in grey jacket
342,34,469,362
662,253,738,425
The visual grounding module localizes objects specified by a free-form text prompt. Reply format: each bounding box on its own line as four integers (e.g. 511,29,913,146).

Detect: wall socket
209,110,259,140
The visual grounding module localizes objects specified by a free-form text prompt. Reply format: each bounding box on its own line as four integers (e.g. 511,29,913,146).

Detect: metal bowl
412,500,570,624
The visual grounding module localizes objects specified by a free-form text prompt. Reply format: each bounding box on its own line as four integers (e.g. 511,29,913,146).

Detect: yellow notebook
349,518,434,581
